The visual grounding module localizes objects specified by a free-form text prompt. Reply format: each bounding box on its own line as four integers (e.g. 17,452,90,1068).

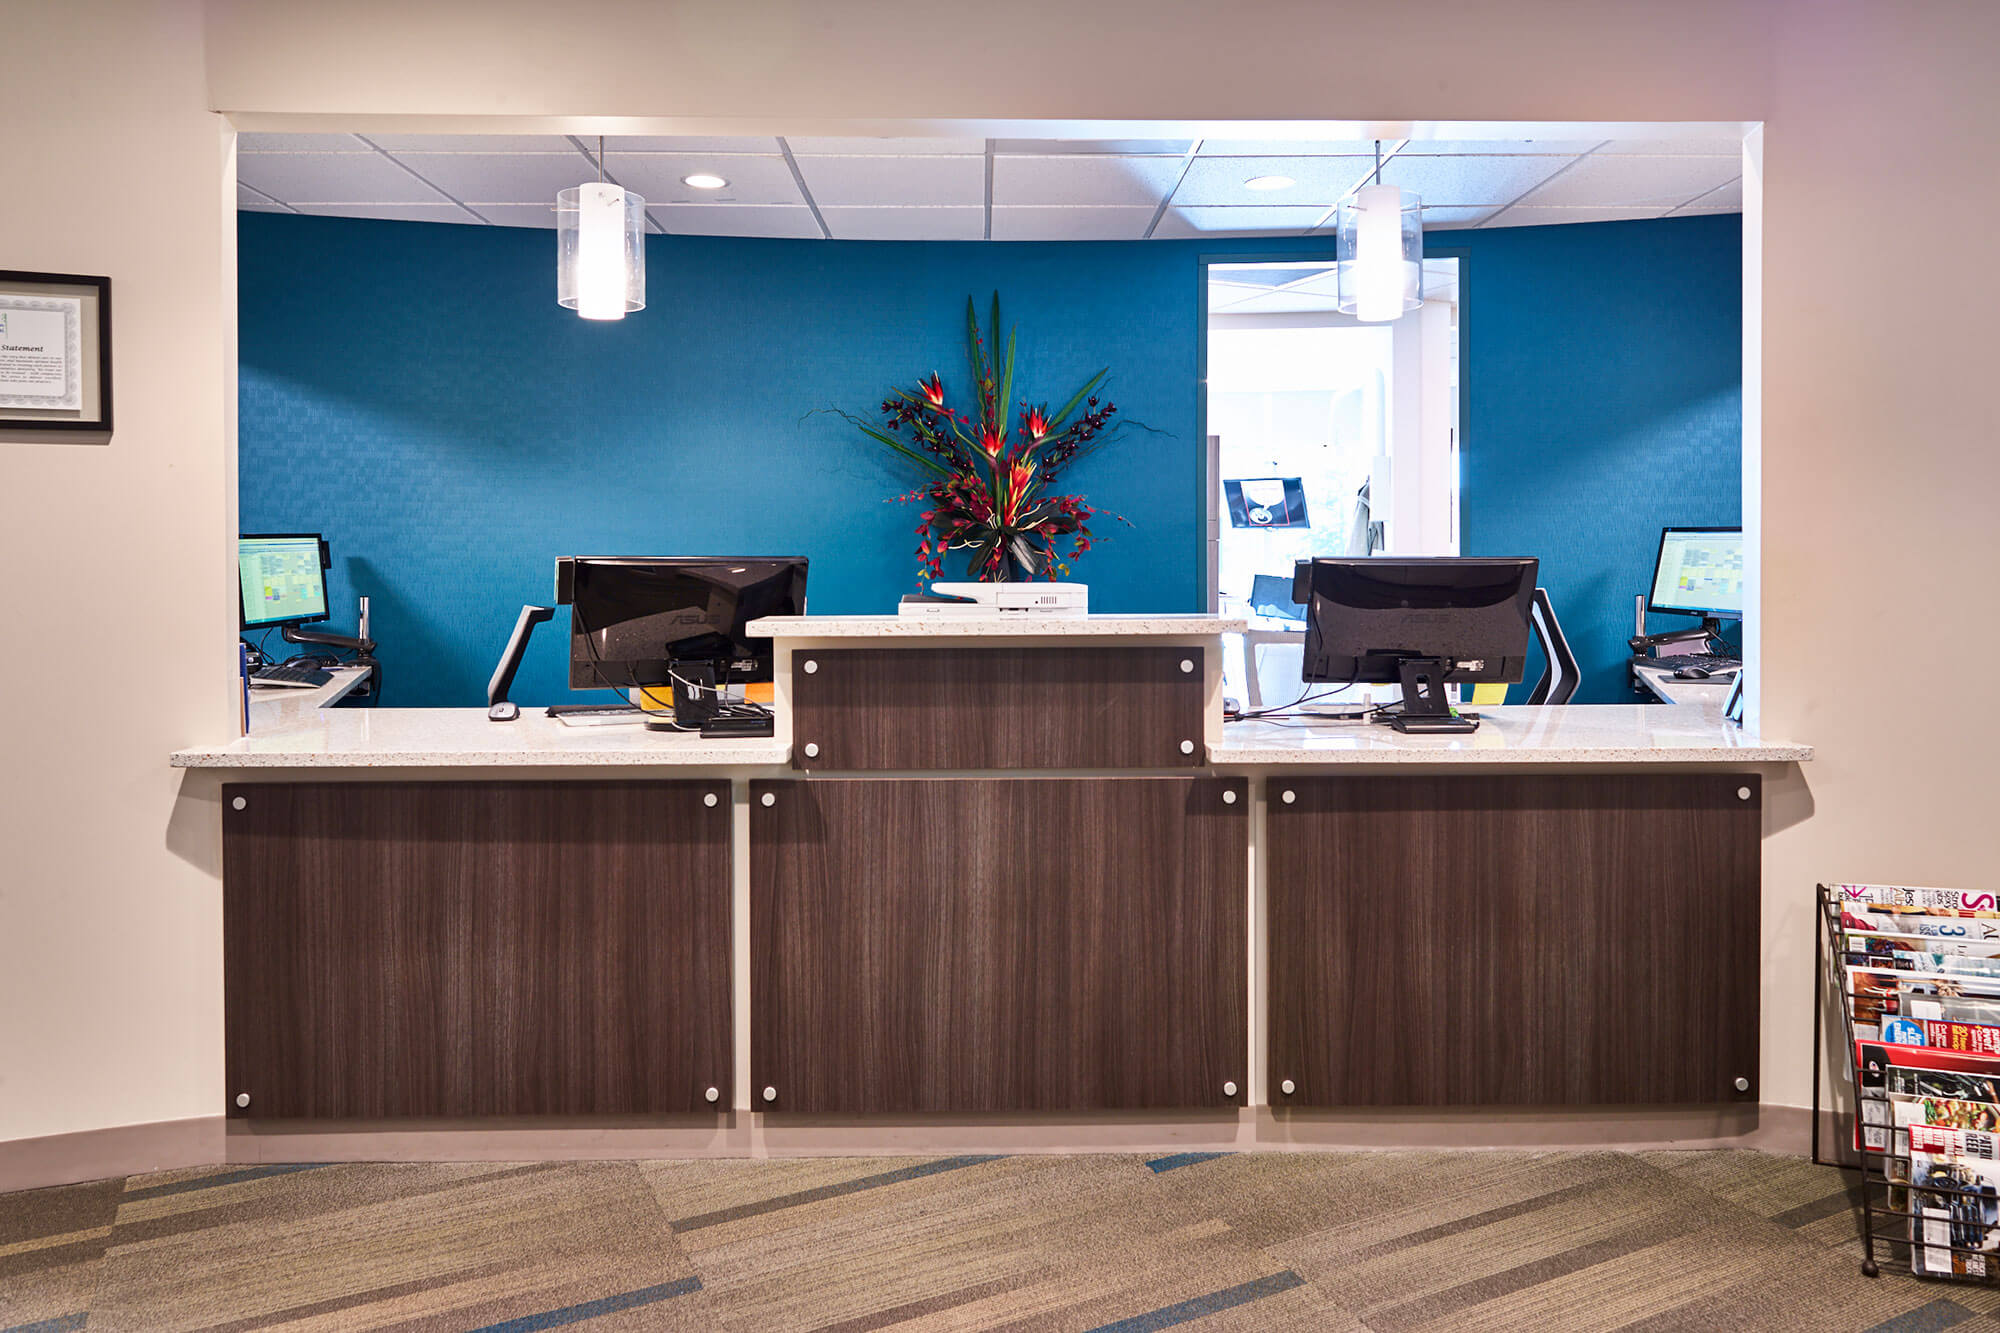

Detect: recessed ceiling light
1244,175,1296,191
682,173,729,190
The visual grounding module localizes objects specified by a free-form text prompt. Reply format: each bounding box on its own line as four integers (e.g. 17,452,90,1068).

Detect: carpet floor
0,1150,1985,1331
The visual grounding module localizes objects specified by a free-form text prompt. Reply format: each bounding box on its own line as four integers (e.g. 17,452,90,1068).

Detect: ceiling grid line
353,134,493,224
776,137,833,240
1143,140,1205,240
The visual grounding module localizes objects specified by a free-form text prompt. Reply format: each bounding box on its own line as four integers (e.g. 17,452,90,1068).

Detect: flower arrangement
835,294,1149,582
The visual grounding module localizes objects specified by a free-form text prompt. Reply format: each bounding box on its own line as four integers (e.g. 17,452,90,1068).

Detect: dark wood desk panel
788,647,1205,771
751,777,1247,1113
1267,774,1761,1108
222,780,732,1118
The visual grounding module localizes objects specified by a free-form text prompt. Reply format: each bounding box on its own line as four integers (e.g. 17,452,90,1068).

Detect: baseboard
0,1105,1815,1184
218,1103,1815,1164
0,1116,225,1192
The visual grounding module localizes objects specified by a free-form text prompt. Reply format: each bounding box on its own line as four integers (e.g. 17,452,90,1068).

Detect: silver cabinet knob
231,796,247,811
1734,1076,1751,1092
1223,1080,1238,1097
803,659,818,674
1280,1079,1296,1095
761,792,775,807
703,792,718,808
235,1092,250,1108
1179,739,1195,755
1180,659,1195,674
1222,789,1237,805
804,742,820,758
1281,790,1296,804
704,1086,719,1103
1737,786,1752,801
762,1085,777,1103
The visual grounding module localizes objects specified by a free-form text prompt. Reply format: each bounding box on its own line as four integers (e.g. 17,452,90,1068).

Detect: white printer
900,581,1089,616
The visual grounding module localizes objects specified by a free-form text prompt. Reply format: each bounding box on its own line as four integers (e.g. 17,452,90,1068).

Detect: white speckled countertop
1209,703,1811,765
171,709,789,769
747,613,1246,637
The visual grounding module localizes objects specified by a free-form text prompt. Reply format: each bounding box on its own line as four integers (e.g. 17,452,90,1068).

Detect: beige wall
7,0,1996,1148
0,0,235,1144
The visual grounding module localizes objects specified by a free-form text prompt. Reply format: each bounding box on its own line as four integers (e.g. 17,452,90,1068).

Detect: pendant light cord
598,135,606,183
1373,140,1383,186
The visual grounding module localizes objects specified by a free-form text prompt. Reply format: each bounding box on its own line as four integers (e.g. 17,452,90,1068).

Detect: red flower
919,372,945,407
981,428,1003,458
1024,405,1049,440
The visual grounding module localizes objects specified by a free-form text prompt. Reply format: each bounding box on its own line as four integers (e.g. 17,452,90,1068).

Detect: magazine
1839,884,2000,914
1909,1123,2000,1277
1842,907,2000,939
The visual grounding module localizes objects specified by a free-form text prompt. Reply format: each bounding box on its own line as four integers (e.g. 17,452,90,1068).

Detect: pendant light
1335,142,1423,323
557,136,646,320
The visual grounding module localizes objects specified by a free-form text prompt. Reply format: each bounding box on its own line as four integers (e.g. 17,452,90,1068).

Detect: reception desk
172,615,1810,1151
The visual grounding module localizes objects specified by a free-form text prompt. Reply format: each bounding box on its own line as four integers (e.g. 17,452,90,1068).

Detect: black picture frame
0,270,112,434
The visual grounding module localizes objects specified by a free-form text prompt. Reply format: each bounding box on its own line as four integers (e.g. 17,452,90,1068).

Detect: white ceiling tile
1512,154,1739,208
989,206,1157,241
238,132,368,152
471,203,562,229
993,138,1191,156
1377,154,1574,206
1417,205,1497,229
391,152,598,204
1597,134,1746,155
604,136,782,153
1211,289,1349,315
1171,156,1370,208
1397,139,1604,155
1198,139,1381,157
238,202,292,214
1680,175,1743,209
236,180,278,205
654,205,824,238
602,154,805,206
1670,205,1744,219
237,152,456,205
1485,205,1667,227
991,156,1183,207
1154,206,1328,238
819,206,985,240
794,155,985,207
292,203,480,223
362,134,577,153
788,136,986,155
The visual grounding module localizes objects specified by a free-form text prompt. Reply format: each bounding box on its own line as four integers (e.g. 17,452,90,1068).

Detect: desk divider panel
222,780,732,1118
751,776,1247,1113
788,646,1205,771
1266,773,1762,1108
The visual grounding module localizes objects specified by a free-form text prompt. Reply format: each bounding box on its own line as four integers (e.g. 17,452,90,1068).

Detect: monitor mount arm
281,622,376,655
1628,615,1727,656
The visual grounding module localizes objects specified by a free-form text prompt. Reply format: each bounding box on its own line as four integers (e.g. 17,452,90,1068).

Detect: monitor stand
1389,657,1478,734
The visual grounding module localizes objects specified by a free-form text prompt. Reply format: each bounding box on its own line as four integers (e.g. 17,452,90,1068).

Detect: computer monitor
238,533,330,630
554,555,808,695
1293,556,1539,732
1648,526,1744,619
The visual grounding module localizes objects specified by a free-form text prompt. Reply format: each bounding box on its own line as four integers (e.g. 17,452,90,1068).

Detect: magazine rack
1815,883,2000,1282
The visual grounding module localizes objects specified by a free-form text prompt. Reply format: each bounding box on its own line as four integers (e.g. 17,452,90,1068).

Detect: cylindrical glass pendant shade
556,183,646,320
1336,184,1424,322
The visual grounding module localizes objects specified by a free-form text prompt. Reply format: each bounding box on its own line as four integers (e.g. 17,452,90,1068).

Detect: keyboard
547,703,639,717
1642,653,1742,672
251,662,333,688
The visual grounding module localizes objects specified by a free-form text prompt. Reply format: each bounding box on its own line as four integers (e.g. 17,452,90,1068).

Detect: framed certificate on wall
0,270,112,435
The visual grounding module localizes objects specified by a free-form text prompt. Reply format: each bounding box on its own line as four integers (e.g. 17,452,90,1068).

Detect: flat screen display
239,534,328,629
1649,527,1744,618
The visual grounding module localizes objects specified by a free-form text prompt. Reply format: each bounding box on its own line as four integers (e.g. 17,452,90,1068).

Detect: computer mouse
1673,665,1713,680
487,701,520,721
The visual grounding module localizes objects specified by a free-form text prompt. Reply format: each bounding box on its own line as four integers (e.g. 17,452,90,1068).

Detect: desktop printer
910,581,1089,615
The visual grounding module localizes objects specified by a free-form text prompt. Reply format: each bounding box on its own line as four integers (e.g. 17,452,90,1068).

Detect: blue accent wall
239,211,1739,707
1446,215,1743,702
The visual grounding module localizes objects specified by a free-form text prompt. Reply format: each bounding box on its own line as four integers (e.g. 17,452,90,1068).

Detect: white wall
0,0,234,1144
6,0,1997,1149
